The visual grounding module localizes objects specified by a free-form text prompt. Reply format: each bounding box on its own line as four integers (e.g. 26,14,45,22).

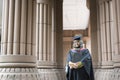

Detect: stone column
0,0,38,80
90,0,98,68
112,0,120,80
1,0,9,55
101,2,107,65
109,0,114,64
113,0,120,66
100,1,113,68
97,2,102,67
94,0,115,80
97,0,115,68
36,0,65,80
36,0,54,68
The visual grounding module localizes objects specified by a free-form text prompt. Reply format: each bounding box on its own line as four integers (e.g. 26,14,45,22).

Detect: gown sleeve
67,50,72,62
66,50,72,80
82,49,94,80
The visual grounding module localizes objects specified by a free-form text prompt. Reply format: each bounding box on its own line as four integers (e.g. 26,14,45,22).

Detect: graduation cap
73,35,81,40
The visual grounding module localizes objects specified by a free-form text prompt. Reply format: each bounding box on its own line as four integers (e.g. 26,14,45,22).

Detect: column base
101,61,114,68
0,63,36,68
0,68,39,80
0,55,36,63
37,61,57,68
0,56,36,67
94,68,120,80
113,55,120,67
114,68,120,80
94,68,114,80
38,68,66,80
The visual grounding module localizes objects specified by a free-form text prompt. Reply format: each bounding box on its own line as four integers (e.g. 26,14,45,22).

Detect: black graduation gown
66,49,94,80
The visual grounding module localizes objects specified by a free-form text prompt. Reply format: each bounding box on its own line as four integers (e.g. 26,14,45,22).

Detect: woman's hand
69,62,75,69
69,61,83,69
75,62,83,68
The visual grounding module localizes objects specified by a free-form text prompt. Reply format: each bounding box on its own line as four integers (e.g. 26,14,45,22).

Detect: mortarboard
73,35,81,40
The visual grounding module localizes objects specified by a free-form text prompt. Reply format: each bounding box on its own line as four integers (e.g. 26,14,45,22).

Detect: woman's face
73,40,80,48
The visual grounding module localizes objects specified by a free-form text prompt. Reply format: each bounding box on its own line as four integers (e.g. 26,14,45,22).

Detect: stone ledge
37,61,57,68
0,63,36,68
101,61,114,66
114,63,120,68
0,56,36,63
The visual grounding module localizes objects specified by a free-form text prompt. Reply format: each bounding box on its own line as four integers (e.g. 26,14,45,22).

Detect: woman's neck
73,48,84,50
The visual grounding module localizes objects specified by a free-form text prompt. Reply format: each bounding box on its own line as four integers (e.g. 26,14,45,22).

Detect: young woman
66,35,94,80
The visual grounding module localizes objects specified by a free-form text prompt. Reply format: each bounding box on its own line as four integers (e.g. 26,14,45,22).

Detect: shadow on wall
0,0,3,24
0,0,3,52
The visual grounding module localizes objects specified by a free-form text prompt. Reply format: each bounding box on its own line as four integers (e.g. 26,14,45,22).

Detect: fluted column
0,0,38,80
36,0,65,80
90,0,98,68
20,0,27,55
13,0,21,55
1,0,36,67
1,0,9,55
7,0,14,55
94,0,116,80
36,0,54,67
101,2,107,64
97,3,102,67
109,0,114,64
112,0,120,80
113,0,120,67
98,0,113,68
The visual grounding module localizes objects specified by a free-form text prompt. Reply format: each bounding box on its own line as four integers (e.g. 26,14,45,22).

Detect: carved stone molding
101,61,114,68
37,61,57,68
0,68,39,80
38,69,66,80
0,56,36,63
94,69,114,80
0,56,36,67
114,68,120,80
0,63,36,68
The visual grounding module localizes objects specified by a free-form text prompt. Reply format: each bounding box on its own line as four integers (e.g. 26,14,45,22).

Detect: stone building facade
0,0,120,80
